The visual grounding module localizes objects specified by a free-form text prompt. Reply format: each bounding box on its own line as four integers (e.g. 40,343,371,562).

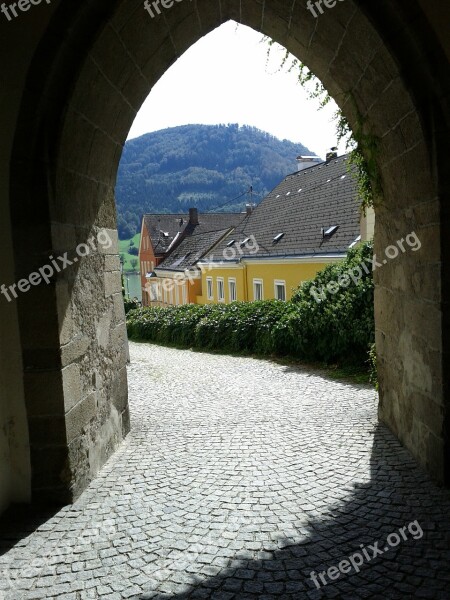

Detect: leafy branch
263,39,380,213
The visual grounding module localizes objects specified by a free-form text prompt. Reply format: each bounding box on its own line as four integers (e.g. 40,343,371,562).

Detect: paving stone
0,342,450,599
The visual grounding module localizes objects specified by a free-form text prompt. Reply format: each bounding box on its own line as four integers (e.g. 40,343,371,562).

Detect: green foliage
127,242,375,372
124,297,141,314
115,124,313,237
289,242,375,363
368,342,378,390
263,40,379,212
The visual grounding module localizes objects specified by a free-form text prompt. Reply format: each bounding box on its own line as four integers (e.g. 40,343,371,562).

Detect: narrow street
1,342,450,599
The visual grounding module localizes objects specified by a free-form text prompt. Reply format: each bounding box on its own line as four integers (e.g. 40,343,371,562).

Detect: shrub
124,297,141,314
289,242,375,363
126,241,375,371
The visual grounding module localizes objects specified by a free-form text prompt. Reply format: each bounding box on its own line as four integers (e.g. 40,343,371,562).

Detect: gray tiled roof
203,155,361,261
156,229,232,271
143,214,187,254
144,213,243,254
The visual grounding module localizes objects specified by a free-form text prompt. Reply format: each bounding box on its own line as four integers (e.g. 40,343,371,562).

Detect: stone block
98,229,119,255
28,415,67,446
105,255,120,272
96,307,113,349
31,445,70,492
23,370,65,417
104,271,122,297
62,363,82,413
61,336,91,367
111,367,128,414
66,393,97,443
113,292,126,323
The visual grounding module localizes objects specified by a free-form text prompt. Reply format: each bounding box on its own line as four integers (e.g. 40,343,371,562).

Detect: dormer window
273,233,285,243
349,235,361,248
323,225,339,238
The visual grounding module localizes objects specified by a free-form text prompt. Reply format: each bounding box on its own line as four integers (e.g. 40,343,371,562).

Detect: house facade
138,209,243,306
138,212,190,306
197,154,374,304
139,154,374,307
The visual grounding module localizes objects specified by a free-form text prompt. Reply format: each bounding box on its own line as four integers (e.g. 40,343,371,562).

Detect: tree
130,258,138,271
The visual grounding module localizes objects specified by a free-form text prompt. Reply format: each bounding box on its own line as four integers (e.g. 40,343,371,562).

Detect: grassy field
119,233,141,273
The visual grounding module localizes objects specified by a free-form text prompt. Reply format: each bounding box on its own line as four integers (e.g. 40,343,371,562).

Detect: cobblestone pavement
1,342,450,600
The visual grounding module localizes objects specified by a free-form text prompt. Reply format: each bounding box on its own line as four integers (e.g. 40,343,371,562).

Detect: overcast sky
127,21,347,160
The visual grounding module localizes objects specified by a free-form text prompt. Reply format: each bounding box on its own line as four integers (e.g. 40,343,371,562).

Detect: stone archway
3,0,450,506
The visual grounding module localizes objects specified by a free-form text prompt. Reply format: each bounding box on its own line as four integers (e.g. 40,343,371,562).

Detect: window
253,279,264,301
228,278,237,302
182,283,187,305
274,280,286,301
348,235,361,248
323,225,339,237
149,283,158,302
206,277,213,300
217,278,225,302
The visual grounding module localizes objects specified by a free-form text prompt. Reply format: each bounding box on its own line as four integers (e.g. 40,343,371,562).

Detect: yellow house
196,257,336,304
196,154,374,304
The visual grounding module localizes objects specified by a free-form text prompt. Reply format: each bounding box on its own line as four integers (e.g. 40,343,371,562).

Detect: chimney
246,204,255,216
189,207,199,226
326,147,338,162
296,155,322,171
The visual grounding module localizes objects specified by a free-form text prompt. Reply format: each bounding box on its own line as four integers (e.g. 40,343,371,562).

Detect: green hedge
124,297,141,315
127,242,375,368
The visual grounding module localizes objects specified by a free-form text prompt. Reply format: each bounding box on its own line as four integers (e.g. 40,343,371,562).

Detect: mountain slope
115,124,314,238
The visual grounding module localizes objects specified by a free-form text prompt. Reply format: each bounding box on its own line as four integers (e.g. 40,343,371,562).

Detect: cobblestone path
1,342,450,599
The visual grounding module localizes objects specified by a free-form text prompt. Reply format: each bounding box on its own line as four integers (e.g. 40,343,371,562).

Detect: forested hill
115,124,314,239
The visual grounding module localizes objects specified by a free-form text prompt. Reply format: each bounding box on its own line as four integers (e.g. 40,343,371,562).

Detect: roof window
273,233,285,243
349,235,362,248
323,225,339,238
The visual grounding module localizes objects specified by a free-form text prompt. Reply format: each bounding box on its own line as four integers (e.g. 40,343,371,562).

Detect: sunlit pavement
1,341,450,599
